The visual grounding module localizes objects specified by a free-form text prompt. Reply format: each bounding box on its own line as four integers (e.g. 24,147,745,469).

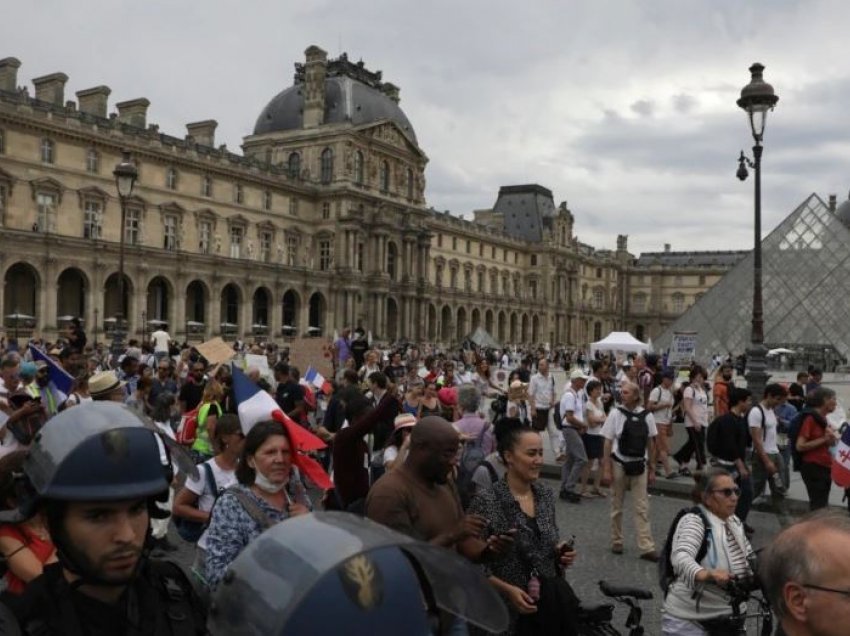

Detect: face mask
250,462,286,493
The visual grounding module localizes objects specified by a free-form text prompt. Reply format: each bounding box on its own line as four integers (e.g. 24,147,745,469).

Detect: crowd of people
0,319,846,635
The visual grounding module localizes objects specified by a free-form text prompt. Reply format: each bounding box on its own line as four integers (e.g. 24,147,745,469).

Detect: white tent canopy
589,331,649,355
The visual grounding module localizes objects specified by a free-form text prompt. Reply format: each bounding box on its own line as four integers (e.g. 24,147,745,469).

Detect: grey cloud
630,100,655,117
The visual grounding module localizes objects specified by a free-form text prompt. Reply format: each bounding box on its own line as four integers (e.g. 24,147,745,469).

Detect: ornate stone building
0,46,743,346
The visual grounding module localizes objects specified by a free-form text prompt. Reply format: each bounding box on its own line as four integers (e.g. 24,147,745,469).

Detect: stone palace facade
0,46,744,346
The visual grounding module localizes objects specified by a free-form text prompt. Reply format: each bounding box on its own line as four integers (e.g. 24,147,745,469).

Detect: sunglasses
710,487,741,498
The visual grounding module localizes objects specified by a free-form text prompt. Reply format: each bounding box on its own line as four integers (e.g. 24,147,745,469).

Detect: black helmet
207,512,509,636
24,402,170,502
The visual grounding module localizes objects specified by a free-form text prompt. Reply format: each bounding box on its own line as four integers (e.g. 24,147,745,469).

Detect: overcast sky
8,1,850,254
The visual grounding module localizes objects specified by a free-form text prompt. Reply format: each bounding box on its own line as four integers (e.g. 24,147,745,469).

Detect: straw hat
393,413,417,431
89,371,126,398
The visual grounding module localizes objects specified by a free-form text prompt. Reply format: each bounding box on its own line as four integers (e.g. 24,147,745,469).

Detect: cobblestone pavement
162,478,784,634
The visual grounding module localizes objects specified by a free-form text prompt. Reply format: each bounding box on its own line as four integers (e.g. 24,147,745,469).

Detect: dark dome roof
253,75,417,144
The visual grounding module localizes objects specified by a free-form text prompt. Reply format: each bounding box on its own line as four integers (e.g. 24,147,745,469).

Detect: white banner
668,332,697,367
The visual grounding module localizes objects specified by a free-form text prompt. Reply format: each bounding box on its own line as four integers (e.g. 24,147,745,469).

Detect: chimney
186,120,218,147
32,72,69,106
664,243,671,253
115,98,151,128
829,194,837,212
0,57,21,93
302,45,327,129
381,82,400,103
616,234,628,251
76,85,111,118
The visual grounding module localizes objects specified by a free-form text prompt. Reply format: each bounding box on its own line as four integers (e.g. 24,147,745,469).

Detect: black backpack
659,506,712,597
617,407,650,457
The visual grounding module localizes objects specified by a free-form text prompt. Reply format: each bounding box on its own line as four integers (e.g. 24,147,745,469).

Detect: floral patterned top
204,470,311,589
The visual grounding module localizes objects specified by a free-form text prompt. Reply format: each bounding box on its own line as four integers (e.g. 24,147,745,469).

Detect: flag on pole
304,366,332,394
831,425,850,488
230,364,332,489
28,344,72,410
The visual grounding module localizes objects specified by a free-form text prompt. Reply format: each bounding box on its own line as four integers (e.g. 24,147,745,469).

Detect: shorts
581,433,604,459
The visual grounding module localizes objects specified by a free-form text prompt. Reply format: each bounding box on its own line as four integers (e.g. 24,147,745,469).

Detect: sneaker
559,490,582,504
679,467,692,477
639,551,660,563
611,546,624,555
665,472,678,480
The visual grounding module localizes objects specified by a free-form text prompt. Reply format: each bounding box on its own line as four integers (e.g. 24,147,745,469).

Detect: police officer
207,511,509,636
0,401,206,635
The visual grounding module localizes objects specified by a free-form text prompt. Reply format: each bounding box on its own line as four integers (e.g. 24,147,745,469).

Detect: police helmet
24,402,170,502
207,511,509,636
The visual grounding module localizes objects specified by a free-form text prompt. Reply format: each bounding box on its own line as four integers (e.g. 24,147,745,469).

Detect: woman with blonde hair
191,380,224,463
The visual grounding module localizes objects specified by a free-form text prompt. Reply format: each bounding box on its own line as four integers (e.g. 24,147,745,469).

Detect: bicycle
722,573,774,636
576,580,653,635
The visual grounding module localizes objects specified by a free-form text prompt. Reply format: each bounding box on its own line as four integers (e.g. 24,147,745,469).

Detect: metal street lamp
736,63,779,401
112,150,138,359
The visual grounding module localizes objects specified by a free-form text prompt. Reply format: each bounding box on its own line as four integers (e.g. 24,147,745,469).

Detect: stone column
271,286,283,337
207,284,220,339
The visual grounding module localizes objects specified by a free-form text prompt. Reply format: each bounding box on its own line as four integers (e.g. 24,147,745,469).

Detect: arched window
353,151,364,185
379,160,390,193
320,148,333,184
288,152,301,179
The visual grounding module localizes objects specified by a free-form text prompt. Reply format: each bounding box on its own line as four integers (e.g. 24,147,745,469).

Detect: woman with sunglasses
662,468,755,636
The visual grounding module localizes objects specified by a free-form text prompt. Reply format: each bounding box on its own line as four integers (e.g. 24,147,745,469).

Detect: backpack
457,423,493,509
176,405,201,446
616,407,650,458
659,506,712,597
174,462,218,543
788,409,825,472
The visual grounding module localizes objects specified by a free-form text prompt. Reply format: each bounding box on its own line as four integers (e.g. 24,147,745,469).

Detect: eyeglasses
801,583,850,599
710,487,741,498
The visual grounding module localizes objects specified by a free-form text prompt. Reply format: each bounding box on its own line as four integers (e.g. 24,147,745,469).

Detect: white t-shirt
528,373,555,410
185,457,237,550
585,399,606,436
683,385,709,428
600,407,658,461
151,329,171,353
748,405,779,455
648,385,674,424
382,445,400,466
559,388,585,425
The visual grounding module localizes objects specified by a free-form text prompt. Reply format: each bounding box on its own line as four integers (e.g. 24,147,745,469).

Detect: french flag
29,344,73,402
231,364,332,489
304,365,332,395
832,425,850,488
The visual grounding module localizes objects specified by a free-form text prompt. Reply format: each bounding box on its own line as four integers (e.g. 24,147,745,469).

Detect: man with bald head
366,416,511,560
760,511,850,636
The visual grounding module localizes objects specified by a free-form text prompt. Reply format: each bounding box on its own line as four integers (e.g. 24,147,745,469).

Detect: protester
558,369,588,504
673,366,709,475
173,413,243,585
88,370,127,402
601,381,659,560
380,413,416,471
647,369,677,479
760,510,850,636
796,388,839,510
204,420,311,589
577,379,607,498
190,380,224,463
0,451,56,596
661,468,755,635
468,422,579,634
454,385,494,453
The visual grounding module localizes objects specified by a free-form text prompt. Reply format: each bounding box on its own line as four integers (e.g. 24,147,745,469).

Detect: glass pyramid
654,194,850,361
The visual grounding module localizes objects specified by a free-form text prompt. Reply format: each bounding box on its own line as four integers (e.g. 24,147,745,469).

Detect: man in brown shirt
366,416,512,557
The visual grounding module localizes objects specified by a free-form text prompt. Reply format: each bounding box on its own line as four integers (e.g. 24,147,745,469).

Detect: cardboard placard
668,332,698,367
195,337,236,366
288,337,334,379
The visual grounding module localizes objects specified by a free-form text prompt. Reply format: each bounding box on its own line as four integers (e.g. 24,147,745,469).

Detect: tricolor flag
28,344,73,408
304,365,332,395
230,364,332,489
832,425,850,488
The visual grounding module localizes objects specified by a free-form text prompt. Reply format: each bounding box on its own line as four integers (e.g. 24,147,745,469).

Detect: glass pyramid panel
654,194,850,362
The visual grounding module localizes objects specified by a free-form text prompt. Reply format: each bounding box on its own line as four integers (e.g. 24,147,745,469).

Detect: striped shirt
672,513,751,588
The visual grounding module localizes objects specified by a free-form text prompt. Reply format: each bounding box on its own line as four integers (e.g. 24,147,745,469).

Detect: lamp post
112,150,138,359
736,63,779,401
